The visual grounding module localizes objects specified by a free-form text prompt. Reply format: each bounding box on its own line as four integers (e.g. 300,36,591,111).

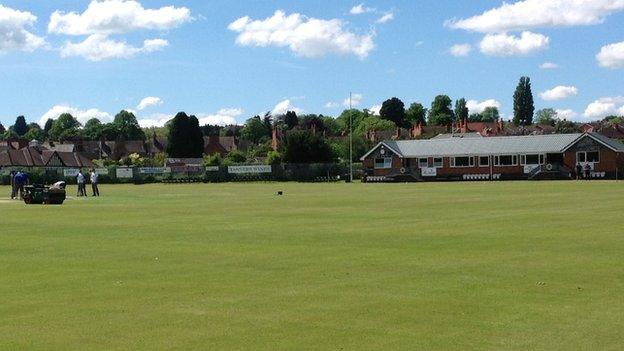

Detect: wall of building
562,136,620,177
362,135,624,181
363,145,403,177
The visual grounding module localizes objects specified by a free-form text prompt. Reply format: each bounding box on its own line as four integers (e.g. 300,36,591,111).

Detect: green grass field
1,181,624,350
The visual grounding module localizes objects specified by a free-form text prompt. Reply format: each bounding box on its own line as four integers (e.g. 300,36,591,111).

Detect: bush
224,150,246,164
204,153,222,167
267,151,282,165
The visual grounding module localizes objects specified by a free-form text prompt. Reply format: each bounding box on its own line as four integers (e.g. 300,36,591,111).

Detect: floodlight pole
349,92,353,182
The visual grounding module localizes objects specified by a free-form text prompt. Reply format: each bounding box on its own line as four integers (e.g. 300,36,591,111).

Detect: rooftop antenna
349,92,353,182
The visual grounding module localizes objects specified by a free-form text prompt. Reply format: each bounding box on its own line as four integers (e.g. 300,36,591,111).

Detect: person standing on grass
14,170,28,199
584,163,591,180
576,163,583,180
90,169,100,197
9,170,17,199
76,170,86,197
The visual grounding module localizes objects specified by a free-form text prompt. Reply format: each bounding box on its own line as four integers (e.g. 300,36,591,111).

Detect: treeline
4,76,624,164
0,110,145,142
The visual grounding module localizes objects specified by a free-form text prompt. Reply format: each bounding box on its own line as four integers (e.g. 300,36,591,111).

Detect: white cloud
584,97,624,119
137,113,171,128
466,99,501,114
555,109,579,120
596,41,624,69
325,101,339,108
446,0,624,33
271,99,302,116
350,4,375,15
449,43,471,57
137,96,163,110
540,86,579,101
196,108,243,126
48,0,192,36
138,108,244,128
60,34,168,61
0,4,46,53
376,12,394,24
228,10,375,59
479,31,549,57
369,104,382,115
540,62,559,69
343,93,363,107
39,105,113,125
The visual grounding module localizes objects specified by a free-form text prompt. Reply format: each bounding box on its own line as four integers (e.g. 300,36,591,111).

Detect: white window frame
478,156,490,167
521,154,543,166
577,151,599,163
418,158,429,168
433,157,443,168
494,155,518,167
450,156,475,168
374,157,393,169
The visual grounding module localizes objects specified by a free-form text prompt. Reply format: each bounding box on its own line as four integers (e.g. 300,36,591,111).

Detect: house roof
581,132,624,151
0,147,94,168
42,142,75,153
432,132,483,139
361,133,623,160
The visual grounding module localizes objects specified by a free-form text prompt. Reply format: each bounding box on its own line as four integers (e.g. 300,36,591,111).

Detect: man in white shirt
76,171,86,197
90,169,100,196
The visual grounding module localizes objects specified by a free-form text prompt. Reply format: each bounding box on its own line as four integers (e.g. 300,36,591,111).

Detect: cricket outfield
1,181,623,350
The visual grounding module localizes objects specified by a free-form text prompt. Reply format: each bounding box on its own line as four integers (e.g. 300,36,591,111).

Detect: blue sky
0,0,623,127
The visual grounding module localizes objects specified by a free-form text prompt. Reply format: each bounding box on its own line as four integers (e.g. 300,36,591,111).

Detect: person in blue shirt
10,170,17,199
14,170,29,199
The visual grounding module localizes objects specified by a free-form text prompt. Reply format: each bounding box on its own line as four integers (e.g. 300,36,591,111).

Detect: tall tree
406,102,427,127
513,76,535,126
379,97,407,128
0,123,5,134
24,123,43,141
554,119,578,134
242,116,269,144
337,109,371,134
188,115,205,158
114,110,145,140
470,107,501,122
284,111,299,130
428,95,455,126
535,108,557,126
201,124,222,136
43,118,54,139
49,113,81,141
454,98,469,122
356,116,395,134
84,118,104,140
12,116,29,136
282,130,334,163
262,112,272,136
166,112,204,158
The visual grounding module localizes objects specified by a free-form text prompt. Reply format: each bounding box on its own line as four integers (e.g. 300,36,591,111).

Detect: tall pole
349,92,353,182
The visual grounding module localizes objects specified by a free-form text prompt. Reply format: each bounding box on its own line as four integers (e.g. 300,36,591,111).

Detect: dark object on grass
277,191,283,196
23,184,66,205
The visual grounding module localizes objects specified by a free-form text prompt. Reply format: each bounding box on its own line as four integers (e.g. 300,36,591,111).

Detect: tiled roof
0,147,94,168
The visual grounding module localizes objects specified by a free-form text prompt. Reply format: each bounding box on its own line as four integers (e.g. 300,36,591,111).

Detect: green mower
23,183,66,205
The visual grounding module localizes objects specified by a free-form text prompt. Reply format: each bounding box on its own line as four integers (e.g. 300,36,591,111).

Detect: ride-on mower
23,182,67,205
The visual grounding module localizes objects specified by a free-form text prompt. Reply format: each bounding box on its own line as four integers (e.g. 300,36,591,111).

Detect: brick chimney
460,118,467,134
497,118,504,133
271,127,279,151
394,127,401,140
412,122,423,137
